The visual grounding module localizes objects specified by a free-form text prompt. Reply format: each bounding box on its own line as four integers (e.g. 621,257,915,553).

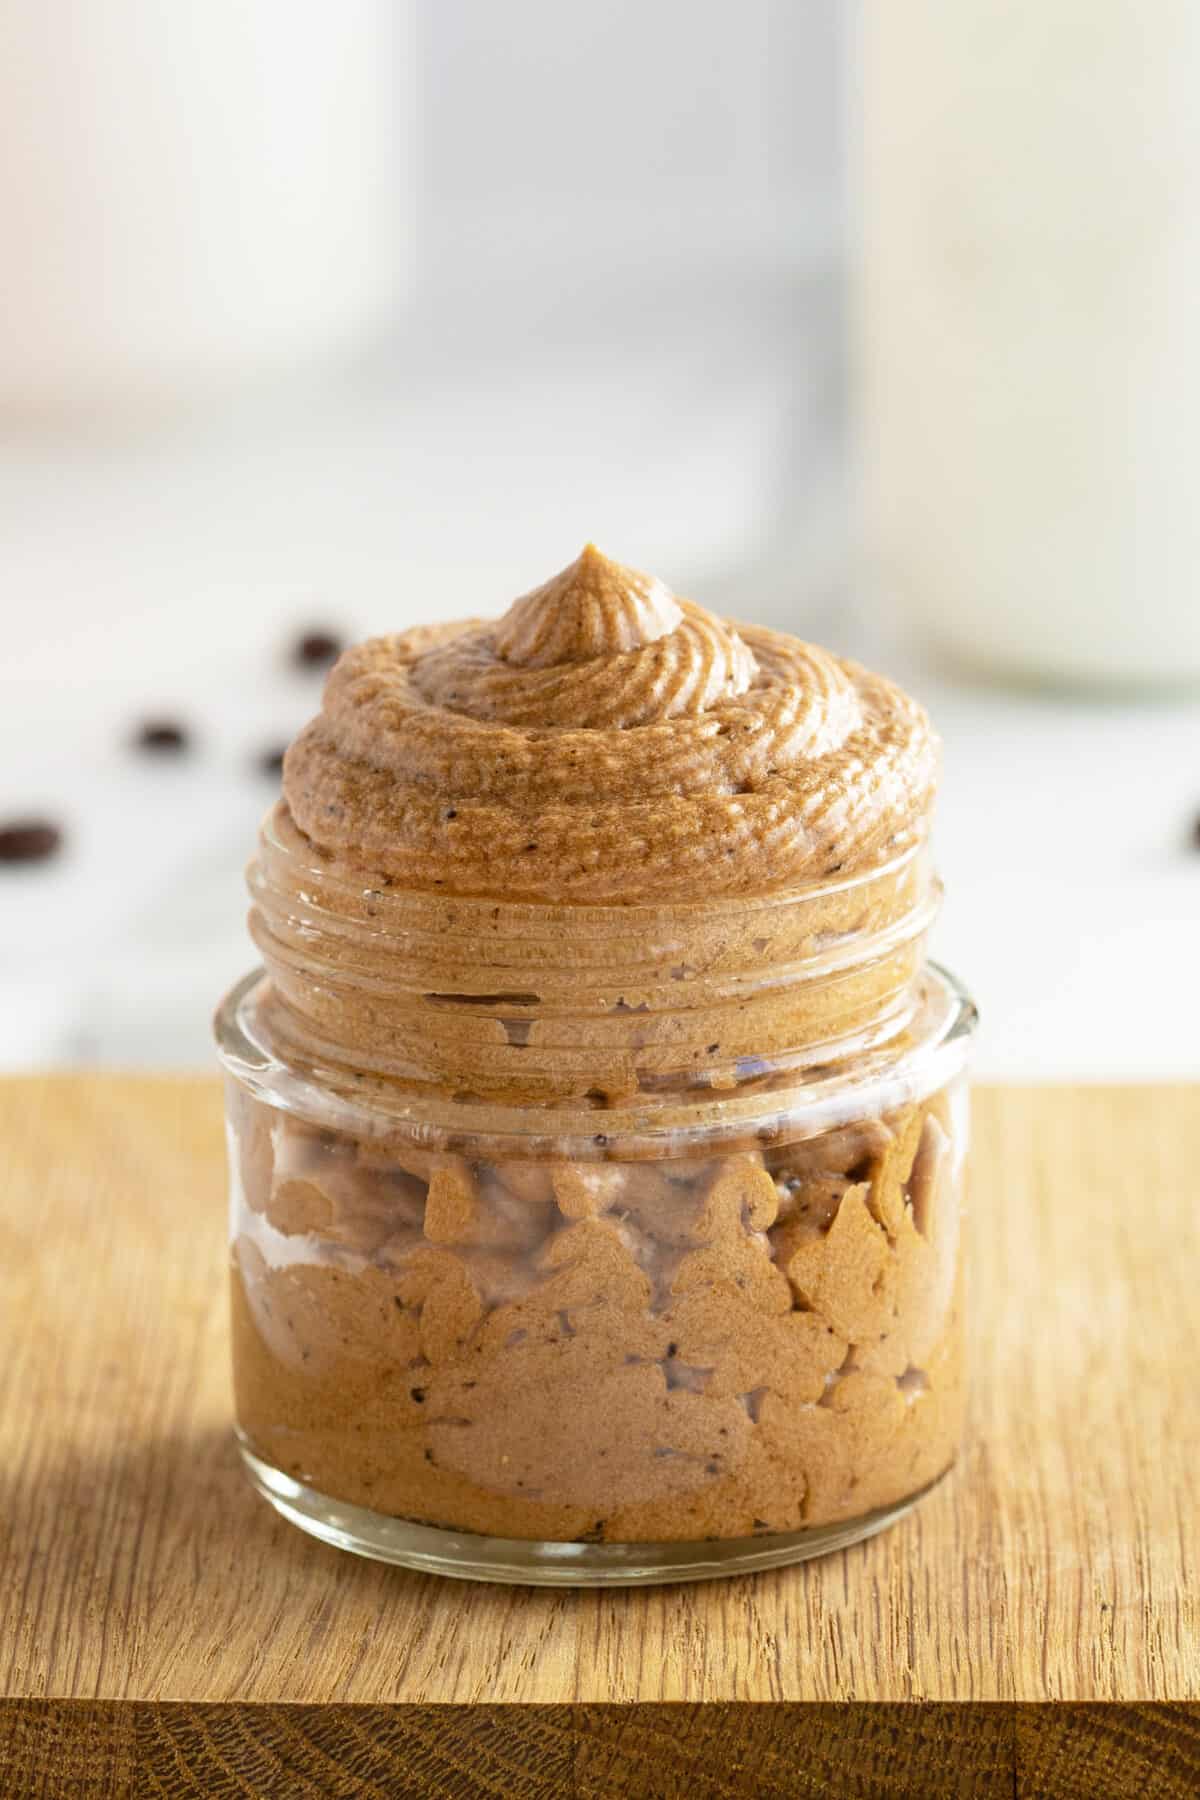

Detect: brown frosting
247,547,942,1112
282,544,937,905
230,1081,966,1542
226,553,967,1553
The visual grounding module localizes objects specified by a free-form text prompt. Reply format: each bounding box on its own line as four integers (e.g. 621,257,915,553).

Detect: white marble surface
3,276,1198,1081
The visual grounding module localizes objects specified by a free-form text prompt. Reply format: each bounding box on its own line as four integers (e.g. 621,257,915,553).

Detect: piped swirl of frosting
282,545,937,903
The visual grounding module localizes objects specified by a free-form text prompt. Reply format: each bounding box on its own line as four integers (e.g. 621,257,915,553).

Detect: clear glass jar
215,807,976,1585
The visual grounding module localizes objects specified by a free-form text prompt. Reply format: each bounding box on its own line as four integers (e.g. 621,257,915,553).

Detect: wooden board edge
3,1700,1198,1798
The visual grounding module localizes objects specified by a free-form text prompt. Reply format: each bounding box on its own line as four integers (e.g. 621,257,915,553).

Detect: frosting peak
406,546,757,731
281,549,938,904
495,544,684,668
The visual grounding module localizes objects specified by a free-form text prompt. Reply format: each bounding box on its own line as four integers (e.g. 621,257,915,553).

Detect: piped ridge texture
282,544,938,904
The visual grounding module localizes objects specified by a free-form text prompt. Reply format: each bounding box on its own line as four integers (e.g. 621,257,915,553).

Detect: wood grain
0,1701,1020,1799
4,1702,1199,1798
1,1076,1198,1707
1014,1702,1200,1800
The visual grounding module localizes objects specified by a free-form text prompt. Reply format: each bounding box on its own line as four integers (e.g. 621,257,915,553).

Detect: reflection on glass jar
217,860,975,1584
215,545,977,1584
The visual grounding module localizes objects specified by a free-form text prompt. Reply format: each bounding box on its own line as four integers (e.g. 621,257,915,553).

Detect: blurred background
2,0,1198,1078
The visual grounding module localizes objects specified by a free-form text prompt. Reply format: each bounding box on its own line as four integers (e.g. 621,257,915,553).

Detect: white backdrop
2,2,1198,1080
420,0,841,285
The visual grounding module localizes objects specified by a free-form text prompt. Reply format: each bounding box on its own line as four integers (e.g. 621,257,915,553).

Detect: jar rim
214,961,977,1160
247,808,943,1109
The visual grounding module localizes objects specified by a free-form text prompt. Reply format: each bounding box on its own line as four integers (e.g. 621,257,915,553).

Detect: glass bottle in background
0,0,411,418
858,1,1200,687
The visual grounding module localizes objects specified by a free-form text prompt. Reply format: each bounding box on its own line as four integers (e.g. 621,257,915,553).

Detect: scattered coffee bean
0,819,63,864
135,719,190,754
257,744,287,779
292,628,343,669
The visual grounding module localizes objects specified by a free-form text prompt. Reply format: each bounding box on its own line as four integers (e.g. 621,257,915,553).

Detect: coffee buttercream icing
282,544,937,905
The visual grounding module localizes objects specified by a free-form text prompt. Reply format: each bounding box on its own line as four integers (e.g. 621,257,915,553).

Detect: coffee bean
135,719,190,753
292,629,343,669
257,744,287,778
0,819,63,864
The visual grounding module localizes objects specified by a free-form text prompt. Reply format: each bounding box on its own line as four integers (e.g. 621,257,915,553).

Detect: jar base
237,1436,949,1587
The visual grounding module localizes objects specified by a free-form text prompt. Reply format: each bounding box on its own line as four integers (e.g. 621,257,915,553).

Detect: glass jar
215,802,976,1586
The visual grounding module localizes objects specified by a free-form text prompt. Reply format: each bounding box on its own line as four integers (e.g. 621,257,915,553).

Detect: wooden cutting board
2,1076,1198,1796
